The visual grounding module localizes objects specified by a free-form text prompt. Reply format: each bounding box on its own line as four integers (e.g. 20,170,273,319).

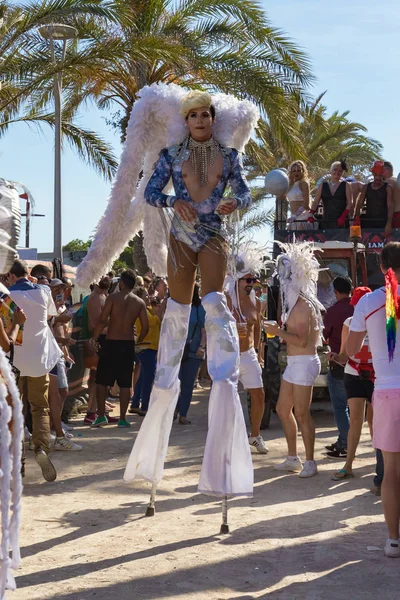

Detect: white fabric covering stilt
198,292,253,497
124,298,191,484
0,347,23,599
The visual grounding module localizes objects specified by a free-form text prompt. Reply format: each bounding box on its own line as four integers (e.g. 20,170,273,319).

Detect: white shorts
282,355,320,387
239,348,263,389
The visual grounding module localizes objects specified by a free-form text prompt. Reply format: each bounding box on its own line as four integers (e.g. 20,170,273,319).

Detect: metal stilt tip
219,523,230,534
145,506,155,517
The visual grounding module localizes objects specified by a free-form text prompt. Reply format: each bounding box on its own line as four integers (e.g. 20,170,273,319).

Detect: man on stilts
77,85,259,531
124,90,256,531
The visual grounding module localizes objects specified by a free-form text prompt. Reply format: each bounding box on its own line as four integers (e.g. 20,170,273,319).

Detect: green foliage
62,238,91,251
63,238,135,273
0,0,118,180
112,244,135,273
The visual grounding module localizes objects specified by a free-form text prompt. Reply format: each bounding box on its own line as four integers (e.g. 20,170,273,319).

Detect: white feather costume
118,85,259,506
76,82,259,285
275,239,324,337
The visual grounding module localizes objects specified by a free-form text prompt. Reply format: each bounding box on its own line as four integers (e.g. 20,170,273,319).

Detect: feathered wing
0,180,21,274
76,83,259,284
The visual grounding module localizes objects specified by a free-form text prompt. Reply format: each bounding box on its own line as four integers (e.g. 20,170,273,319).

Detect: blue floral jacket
144,138,252,251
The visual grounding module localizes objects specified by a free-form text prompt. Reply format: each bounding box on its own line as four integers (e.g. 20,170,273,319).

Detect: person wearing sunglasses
226,257,268,455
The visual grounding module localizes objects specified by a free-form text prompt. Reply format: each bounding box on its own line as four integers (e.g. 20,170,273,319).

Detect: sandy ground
10,388,399,600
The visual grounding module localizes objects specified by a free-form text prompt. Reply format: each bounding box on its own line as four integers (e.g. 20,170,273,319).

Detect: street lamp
39,24,77,261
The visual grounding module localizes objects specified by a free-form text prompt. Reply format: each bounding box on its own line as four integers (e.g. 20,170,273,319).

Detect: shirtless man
383,161,400,228
227,273,268,454
91,270,149,428
264,294,321,478
82,277,111,424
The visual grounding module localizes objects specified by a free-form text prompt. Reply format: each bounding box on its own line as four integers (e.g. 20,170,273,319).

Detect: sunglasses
240,278,257,284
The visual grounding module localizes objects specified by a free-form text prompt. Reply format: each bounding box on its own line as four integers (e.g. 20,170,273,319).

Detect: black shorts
96,339,136,389
343,373,374,403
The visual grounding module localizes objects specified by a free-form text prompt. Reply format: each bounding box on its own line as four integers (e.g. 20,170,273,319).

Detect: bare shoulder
294,297,312,316
299,180,309,191
87,293,101,308
130,293,145,307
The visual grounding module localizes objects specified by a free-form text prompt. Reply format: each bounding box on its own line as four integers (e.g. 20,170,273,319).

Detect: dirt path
11,389,398,600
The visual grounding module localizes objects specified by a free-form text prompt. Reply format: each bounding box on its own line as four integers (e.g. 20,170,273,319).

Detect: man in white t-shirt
347,242,400,558
9,260,62,482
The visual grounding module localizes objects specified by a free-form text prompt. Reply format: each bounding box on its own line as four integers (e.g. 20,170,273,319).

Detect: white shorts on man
282,355,320,387
239,347,263,389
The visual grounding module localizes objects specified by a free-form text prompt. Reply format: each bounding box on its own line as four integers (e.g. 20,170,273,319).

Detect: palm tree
48,0,312,261
58,0,313,142
0,0,119,180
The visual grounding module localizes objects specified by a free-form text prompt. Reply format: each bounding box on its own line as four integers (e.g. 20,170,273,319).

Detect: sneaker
129,406,141,414
384,539,400,558
325,442,338,452
63,430,74,439
91,415,108,428
326,447,347,459
299,460,318,478
83,413,97,425
370,485,382,497
274,456,302,472
35,449,57,482
117,419,131,428
54,436,83,451
107,415,119,424
61,422,74,432
249,435,268,454
28,439,35,451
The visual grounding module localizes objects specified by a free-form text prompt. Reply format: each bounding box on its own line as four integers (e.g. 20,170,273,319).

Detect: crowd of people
2,236,399,556
1,87,399,570
286,159,398,234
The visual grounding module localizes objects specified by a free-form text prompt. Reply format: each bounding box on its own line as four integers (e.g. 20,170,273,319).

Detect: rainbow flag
385,268,400,362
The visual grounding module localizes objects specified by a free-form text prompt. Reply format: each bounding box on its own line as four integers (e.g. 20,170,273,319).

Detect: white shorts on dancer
239,348,263,389
282,355,320,387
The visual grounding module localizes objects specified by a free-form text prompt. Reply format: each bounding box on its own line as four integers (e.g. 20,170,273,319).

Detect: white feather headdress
275,239,324,333
225,242,264,311
76,82,259,286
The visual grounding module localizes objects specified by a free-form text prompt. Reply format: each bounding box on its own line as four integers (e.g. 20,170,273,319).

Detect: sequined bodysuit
144,137,252,252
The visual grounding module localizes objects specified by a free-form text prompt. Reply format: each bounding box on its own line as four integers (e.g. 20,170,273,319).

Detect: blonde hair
330,160,347,173
179,90,213,118
288,160,309,187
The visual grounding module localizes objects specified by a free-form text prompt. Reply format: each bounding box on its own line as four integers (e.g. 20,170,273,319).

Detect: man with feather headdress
263,240,324,479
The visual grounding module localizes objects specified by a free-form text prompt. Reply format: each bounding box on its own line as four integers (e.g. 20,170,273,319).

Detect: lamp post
38,24,77,261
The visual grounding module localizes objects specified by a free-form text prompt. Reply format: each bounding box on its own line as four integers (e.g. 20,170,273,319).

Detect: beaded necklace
188,136,220,187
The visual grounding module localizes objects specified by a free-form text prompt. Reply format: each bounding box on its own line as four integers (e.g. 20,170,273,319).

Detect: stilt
145,482,157,517
220,495,229,534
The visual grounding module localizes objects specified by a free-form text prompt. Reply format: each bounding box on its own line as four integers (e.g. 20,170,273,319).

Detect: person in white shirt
8,260,62,482
347,242,400,558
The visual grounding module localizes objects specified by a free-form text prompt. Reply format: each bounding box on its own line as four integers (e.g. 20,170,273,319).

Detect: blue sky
2,0,399,253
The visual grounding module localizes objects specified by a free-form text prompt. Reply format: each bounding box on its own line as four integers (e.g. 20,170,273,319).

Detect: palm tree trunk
132,231,149,274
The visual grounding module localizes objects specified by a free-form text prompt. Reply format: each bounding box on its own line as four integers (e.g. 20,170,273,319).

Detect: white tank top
287,181,303,203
